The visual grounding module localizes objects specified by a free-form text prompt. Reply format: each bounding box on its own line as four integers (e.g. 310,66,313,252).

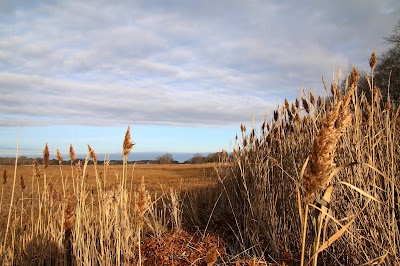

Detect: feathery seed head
302,97,310,114
349,67,359,89
123,126,135,157
69,144,76,162
317,96,322,108
369,51,377,69
87,145,97,164
309,92,315,106
291,103,297,114
43,143,50,169
56,149,63,164
303,84,355,201
20,174,26,190
284,99,290,110
295,98,300,109
33,159,40,178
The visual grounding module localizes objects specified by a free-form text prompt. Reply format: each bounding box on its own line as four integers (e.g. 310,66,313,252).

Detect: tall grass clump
214,53,400,265
0,126,180,265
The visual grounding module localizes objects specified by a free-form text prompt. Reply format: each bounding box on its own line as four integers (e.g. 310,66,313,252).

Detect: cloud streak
0,0,399,127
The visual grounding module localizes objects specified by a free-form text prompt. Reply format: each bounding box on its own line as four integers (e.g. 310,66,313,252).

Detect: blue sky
1,0,399,159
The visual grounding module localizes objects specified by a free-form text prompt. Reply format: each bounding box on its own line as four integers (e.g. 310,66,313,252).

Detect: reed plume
123,126,135,158
43,143,50,170
302,97,310,114
33,159,40,178
303,72,357,201
56,149,63,164
69,144,76,162
19,174,26,190
369,51,377,69
309,92,316,107
87,145,97,164
284,99,290,110
135,177,149,266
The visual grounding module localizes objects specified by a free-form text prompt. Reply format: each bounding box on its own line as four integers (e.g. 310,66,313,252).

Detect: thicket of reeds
207,53,400,265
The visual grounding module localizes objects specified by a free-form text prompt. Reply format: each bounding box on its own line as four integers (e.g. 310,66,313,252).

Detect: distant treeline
0,151,229,166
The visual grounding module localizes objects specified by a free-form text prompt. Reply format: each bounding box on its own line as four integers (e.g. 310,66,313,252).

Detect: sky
0,0,399,160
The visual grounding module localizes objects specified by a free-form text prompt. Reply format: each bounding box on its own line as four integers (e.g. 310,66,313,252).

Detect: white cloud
0,0,399,127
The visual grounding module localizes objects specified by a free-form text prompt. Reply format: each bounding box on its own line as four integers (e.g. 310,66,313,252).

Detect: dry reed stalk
19,174,25,227
43,143,49,195
4,127,21,250
122,126,134,191
69,144,76,192
57,149,66,196
205,245,218,266
135,177,149,266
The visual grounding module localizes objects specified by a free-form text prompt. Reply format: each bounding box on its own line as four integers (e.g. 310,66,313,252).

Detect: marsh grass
207,54,400,265
0,127,205,265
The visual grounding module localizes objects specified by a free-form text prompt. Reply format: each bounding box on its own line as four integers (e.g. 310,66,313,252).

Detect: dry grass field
0,163,217,230
0,163,217,197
